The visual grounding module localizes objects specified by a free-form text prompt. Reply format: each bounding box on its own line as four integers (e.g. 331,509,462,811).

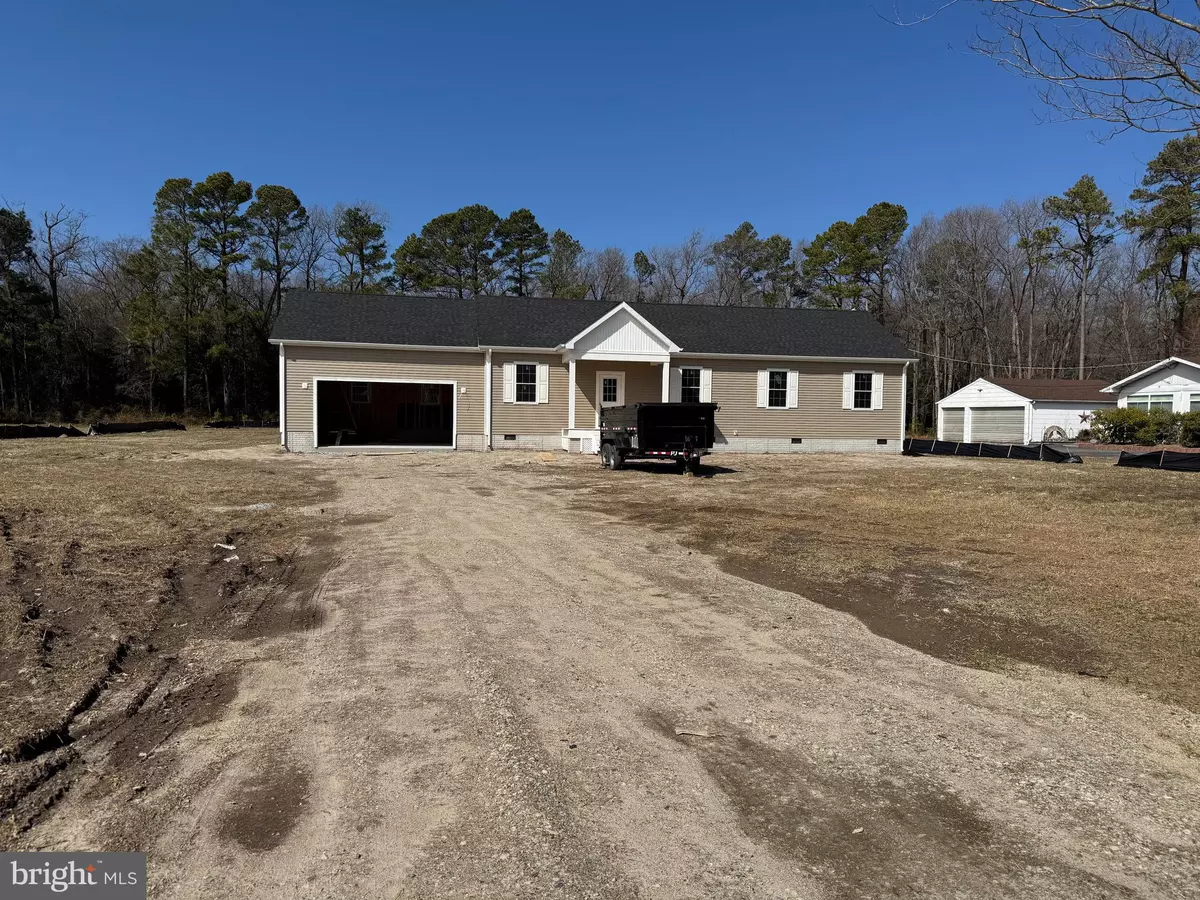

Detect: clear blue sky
2,0,1166,251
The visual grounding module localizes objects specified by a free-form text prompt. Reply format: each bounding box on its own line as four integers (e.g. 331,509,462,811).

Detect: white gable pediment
937,377,1028,407
566,303,680,360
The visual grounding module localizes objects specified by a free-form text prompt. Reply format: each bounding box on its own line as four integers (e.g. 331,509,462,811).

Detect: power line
910,349,1161,372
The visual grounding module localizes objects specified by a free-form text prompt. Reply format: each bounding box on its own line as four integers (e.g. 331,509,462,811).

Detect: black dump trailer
598,402,719,474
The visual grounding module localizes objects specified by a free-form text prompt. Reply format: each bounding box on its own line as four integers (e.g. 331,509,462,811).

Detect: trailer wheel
674,458,687,474
687,456,702,476
610,449,624,470
600,444,613,469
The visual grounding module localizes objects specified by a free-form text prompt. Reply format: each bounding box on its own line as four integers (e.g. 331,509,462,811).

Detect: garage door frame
968,406,1027,444
312,376,458,450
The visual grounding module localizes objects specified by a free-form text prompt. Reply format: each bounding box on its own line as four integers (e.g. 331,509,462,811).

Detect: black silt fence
0,424,86,440
903,439,1082,464
88,421,186,435
1116,450,1200,472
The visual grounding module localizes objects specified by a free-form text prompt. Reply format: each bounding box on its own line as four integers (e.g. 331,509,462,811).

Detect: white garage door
971,407,1025,443
941,408,964,441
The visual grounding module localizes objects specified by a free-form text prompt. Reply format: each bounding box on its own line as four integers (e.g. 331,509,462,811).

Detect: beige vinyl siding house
271,291,915,454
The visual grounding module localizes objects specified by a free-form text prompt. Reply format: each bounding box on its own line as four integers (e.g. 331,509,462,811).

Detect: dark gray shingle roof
271,292,479,347
271,290,911,359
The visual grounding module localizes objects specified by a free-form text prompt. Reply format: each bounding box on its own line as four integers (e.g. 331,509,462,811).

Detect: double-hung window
1128,394,1173,411
680,367,701,403
351,384,372,404
515,364,537,404
853,372,873,410
767,371,788,409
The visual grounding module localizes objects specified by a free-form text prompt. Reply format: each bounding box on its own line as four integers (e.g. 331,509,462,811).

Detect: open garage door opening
316,380,455,448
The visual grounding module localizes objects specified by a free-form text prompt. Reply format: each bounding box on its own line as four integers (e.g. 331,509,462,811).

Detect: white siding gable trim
565,302,681,360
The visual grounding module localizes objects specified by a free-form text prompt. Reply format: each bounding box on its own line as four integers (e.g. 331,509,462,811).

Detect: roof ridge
283,287,877,314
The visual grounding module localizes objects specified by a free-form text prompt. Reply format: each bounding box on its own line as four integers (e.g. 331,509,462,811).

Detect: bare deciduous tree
582,247,633,302
31,205,89,321
649,231,711,303
902,1,1200,134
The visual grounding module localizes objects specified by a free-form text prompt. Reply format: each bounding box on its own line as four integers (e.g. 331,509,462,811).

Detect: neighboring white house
936,377,1116,444
1101,356,1200,413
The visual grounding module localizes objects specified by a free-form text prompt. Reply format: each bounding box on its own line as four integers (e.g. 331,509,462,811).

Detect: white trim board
274,337,913,366
310,376,458,450
673,352,916,364
274,339,484,353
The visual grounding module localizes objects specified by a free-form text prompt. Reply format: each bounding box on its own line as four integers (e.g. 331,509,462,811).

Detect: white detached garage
937,378,1116,444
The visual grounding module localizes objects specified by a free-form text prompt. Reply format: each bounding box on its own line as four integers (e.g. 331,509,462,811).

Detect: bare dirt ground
4,436,1199,899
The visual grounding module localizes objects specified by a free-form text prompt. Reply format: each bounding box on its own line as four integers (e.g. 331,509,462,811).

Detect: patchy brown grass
0,429,331,841
550,452,1200,711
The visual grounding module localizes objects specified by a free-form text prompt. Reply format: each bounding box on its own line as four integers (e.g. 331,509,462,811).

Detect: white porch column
661,358,671,401
483,349,493,450
568,357,576,429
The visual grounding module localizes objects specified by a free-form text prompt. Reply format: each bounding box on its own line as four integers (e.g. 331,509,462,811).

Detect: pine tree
414,205,500,298
1044,175,1115,376
332,205,390,292
495,209,549,296
541,230,586,298
1125,136,1200,354
247,185,307,325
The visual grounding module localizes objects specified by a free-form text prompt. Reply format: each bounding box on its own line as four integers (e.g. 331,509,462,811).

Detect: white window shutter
699,368,712,403
842,372,854,410
786,370,799,409
502,362,516,403
537,363,549,404
756,370,769,408
669,367,682,402
872,371,884,410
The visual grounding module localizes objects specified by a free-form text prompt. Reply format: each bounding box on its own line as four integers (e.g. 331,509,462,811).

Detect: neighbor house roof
270,290,913,360
1101,356,1200,392
987,378,1115,403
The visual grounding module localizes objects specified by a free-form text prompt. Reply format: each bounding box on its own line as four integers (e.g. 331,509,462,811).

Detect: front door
596,371,626,426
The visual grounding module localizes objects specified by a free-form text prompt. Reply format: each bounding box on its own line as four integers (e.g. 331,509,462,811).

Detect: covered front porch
559,303,680,453
564,360,670,452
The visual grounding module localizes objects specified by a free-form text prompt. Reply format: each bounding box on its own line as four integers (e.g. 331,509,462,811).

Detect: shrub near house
1090,408,1200,447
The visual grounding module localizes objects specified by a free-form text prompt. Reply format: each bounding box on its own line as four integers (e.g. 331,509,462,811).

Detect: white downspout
900,360,909,444
484,349,493,450
278,344,286,447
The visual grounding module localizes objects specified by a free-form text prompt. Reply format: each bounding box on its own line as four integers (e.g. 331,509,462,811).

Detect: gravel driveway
28,450,1199,899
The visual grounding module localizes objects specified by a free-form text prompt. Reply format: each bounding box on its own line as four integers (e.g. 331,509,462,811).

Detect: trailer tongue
598,402,719,474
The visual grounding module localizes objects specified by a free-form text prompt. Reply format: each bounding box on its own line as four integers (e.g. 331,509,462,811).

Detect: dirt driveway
20,448,1200,899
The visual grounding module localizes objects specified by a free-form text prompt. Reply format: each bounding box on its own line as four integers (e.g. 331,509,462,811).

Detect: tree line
2,135,1199,425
